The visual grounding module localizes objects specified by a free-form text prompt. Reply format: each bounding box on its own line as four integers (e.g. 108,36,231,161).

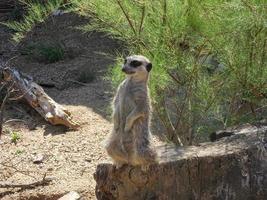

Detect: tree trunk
94,124,267,200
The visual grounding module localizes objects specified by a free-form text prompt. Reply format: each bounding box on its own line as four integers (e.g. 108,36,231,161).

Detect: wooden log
1,67,79,129
94,124,267,200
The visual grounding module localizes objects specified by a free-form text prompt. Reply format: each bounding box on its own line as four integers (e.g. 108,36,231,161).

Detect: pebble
58,191,80,200
32,154,44,164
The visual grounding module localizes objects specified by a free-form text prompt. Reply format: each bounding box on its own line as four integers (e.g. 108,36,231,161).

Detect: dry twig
0,176,53,189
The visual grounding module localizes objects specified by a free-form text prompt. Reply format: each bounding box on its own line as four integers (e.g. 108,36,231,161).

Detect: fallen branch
0,66,79,129
0,159,54,190
0,177,53,189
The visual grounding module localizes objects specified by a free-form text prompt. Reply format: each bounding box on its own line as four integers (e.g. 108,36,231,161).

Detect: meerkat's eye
130,60,142,68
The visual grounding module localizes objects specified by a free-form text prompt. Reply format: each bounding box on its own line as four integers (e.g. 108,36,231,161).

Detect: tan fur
104,55,156,168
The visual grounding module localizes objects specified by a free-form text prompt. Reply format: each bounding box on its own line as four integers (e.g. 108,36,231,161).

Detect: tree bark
94,124,267,200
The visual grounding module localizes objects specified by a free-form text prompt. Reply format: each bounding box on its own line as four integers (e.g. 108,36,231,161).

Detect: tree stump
94,124,267,200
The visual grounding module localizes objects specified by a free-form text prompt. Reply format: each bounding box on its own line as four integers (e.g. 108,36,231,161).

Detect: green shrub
74,0,267,145
4,0,267,145
2,0,64,42
21,43,65,63
38,44,64,63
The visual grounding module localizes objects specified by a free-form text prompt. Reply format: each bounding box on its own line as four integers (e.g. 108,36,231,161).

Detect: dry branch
0,177,53,189
0,66,79,129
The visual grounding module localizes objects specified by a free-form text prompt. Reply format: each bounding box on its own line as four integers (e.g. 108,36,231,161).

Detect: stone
32,154,44,164
58,191,80,200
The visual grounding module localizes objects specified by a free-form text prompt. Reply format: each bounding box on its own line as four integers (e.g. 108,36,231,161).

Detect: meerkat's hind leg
105,137,129,166
135,147,157,164
132,125,157,166
133,137,157,166
133,149,156,172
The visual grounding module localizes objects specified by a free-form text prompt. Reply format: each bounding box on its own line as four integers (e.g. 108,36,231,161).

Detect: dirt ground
0,12,124,199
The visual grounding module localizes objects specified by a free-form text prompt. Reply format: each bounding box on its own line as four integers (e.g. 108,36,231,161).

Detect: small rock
58,191,81,200
85,158,92,163
32,154,44,164
47,167,53,171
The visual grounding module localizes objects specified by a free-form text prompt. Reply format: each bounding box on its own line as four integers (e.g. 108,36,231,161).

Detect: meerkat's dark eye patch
146,63,152,72
130,60,142,68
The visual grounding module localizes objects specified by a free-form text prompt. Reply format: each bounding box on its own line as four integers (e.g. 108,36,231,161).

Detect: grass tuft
2,0,64,42
10,131,21,144
20,43,65,63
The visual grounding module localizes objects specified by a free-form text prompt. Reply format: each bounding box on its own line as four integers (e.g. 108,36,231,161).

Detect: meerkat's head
122,55,152,79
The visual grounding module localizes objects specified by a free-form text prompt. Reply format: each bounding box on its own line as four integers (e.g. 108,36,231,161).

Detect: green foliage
10,132,21,144
2,0,64,42
15,149,24,155
4,0,267,144
21,43,65,63
38,44,64,63
75,0,267,144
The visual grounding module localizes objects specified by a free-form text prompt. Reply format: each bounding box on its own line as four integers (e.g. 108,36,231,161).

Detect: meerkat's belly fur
105,78,156,167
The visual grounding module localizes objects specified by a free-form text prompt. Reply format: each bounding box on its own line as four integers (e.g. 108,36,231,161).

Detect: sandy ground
0,12,122,199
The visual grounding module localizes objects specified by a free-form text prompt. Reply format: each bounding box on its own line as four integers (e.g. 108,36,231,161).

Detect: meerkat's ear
146,63,152,72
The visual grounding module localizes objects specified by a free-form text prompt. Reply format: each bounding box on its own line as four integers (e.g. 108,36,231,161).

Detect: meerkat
104,55,157,168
